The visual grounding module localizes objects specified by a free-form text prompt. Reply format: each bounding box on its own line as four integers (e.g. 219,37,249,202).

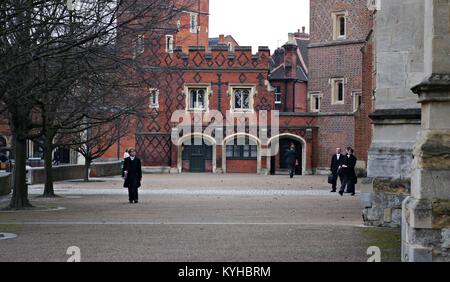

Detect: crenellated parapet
168,45,271,70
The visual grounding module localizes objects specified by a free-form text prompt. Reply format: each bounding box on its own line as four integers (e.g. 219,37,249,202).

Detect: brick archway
177,133,217,173
267,133,307,176
222,133,261,174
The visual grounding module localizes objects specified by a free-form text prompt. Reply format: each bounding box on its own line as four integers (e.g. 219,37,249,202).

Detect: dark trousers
331,173,340,190
288,164,295,178
346,182,355,194
340,174,355,193
128,186,139,202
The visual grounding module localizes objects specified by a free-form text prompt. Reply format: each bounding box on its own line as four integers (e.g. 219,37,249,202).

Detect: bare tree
0,0,192,209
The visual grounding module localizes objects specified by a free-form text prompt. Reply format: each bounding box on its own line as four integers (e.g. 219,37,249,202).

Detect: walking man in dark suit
339,147,357,196
330,148,345,192
285,144,298,179
122,148,142,204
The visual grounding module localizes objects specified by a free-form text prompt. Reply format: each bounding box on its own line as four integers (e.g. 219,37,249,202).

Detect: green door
190,144,206,172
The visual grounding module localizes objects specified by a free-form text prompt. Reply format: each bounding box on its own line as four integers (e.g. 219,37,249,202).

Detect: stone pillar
362,0,424,227
402,0,450,262
170,128,180,174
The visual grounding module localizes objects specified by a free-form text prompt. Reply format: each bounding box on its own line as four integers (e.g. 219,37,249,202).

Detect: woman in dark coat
122,148,142,204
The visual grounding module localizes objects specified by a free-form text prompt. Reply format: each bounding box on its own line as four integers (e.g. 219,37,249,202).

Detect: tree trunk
84,159,91,182
42,135,56,197
8,134,32,209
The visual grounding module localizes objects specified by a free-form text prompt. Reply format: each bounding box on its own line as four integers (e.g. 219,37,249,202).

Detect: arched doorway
268,134,307,176
177,134,216,173
223,134,261,174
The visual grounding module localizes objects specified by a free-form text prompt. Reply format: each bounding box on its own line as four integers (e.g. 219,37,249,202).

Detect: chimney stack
219,34,225,44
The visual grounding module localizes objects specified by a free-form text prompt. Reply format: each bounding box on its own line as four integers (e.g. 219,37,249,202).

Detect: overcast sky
209,0,310,53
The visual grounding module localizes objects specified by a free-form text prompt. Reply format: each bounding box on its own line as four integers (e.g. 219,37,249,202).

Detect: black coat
284,149,298,169
341,154,357,184
330,154,345,174
122,157,142,189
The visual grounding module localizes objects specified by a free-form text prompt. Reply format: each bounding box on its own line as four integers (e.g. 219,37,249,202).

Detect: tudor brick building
0,0,374,176
103,0,320,174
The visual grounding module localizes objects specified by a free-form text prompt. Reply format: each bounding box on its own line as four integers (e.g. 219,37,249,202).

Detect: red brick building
1,0,374,176
308,0,373,172
268,28,312,175
105,0,320,175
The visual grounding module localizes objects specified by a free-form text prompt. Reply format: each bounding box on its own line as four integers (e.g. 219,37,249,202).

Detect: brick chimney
219,34,225,44
283,35,298,79
295,26,309,40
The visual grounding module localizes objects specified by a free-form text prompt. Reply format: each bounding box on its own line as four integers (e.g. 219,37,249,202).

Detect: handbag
327,174,334,184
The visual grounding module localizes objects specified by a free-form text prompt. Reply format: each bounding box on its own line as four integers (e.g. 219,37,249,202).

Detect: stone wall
361,178,410,227
28,162,121,185
363,0,424,228
401,0,450,262
0,173,11,196
90,161,122,178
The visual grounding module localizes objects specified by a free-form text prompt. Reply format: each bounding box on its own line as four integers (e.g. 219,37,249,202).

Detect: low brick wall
28,161,121,185
28,165,85,185
0,173,12,196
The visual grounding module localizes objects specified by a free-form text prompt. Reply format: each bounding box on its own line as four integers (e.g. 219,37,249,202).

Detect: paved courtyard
0,174,400,262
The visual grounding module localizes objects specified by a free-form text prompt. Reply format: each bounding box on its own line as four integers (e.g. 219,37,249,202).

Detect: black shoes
129,200,139,204
338,191,344,196
331,189,336,193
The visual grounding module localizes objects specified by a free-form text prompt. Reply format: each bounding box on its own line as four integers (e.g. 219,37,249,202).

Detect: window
182,139,213,160
331,78,345,104
189,13,198,33
185,85,211,111
230,86,255,112
189,89,205,110
226,139,258,160
227,42,233,51
133,34,145,58
150,88,159,109
309,92,322,112
339,16,346,37
274,86,282,105
165,35,174,53
333,12,347,40
353,92,362,112
234,89,250,110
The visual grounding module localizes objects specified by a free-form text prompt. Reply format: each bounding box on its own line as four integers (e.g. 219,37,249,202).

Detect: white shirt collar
130,156,135,161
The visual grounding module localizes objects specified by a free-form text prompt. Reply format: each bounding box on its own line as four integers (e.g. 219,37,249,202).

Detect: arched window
226,137,257,160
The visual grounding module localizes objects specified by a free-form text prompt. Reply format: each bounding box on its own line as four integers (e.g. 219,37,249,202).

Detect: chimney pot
219,34,225,43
